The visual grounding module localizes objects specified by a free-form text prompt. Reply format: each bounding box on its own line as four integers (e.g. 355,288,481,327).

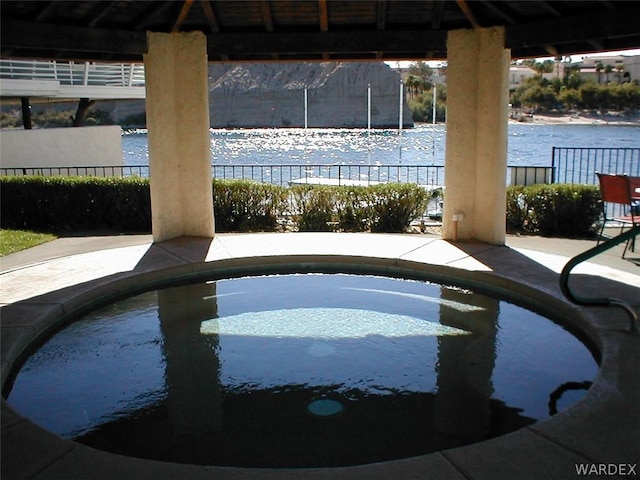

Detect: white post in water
432,85,437,163
432,85,437,124
304,88,308,129
399,81,404,131
367,83,372,131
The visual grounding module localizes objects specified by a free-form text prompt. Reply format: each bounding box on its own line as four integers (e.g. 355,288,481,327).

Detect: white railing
0,59,145,88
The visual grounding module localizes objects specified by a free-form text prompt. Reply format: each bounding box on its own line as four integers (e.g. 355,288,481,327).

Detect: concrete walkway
1,233,639,480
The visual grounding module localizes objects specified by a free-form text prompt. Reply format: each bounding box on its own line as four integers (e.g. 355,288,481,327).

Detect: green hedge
213,179,288,232
289,183,430,233
0,176,151,232
1,176,602,237
506,183,601,237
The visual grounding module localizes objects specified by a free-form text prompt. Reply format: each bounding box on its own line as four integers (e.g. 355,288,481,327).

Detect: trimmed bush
367,183,430,233
0,175,151,232
335,186,371,232
506,183,601,237
1,176,602,238
289,182,429,233
289,184,336,231
213,179,288,232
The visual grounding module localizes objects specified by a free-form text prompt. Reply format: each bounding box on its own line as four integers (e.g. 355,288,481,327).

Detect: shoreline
509,111,640,126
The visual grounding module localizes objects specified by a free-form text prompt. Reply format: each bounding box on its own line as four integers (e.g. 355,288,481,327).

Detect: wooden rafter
318,0,329,32
132,2,174,31
260,0,274,32
172,0,194,33
2,1,638,62
539,1,563,17
33,1,56,21
456,0,481,28
88,1,119,27
377,1,387,31
479,0,517,25
375,0,387,58
201,0,220,33
431,0,445,30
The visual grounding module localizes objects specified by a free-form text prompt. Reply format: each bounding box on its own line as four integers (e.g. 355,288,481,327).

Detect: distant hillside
98,62,413,128
208,62,413,128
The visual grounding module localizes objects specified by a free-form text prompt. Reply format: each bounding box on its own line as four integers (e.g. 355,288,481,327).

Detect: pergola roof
1,0,639,63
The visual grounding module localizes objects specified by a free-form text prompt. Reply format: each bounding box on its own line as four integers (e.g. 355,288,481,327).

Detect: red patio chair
596,172,639,258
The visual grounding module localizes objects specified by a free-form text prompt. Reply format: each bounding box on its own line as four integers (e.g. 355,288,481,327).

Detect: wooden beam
456,0,481,28
1,19,147,56
318,0,329,31
431,0,445,29
538,1,563,17
376,1,387,30
207,29,448,57
132,2,175,30
506,6,640,52
88,1,120,27
201,0,220,32
260,0,274,32
172,0,194,33
479,0,517,25
34,1,56,22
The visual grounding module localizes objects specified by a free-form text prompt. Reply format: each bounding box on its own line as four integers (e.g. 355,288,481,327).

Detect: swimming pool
7,273,597,468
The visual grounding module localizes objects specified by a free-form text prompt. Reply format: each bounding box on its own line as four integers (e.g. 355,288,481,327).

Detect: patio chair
596,172,640,258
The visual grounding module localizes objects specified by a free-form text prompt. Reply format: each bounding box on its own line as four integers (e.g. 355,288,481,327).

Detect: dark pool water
8,274,597,467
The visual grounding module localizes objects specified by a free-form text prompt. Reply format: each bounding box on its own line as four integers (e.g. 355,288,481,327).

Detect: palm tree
615,64,625,84
405,75,420,99
595,61,604,84
604,64,614,84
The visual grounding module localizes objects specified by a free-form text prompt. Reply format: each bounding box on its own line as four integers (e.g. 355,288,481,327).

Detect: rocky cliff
208,62,413,128
102,62,413,128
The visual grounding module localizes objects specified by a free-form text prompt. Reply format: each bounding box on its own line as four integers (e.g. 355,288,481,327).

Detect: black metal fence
551,147,640,185
0,164,551,188
0,164,447,187
0,165,150,177
3,147,639,189
212,164,446,187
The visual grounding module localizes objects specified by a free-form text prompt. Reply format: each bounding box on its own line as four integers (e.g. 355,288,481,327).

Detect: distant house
575,54,639,84
509,65,537,90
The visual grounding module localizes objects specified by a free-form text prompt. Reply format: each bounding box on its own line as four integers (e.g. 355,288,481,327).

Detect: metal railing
0,166,150,178
212,164,446,187
0,59,145,87
0,164,447,187
0,164,557,188
560,225,639,334
552,147,640,185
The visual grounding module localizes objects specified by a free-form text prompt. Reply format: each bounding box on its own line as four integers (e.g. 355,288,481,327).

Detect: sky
385,48,640,69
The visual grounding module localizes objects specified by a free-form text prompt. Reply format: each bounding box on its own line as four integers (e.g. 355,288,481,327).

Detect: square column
443,27,510,245
144,31,214,242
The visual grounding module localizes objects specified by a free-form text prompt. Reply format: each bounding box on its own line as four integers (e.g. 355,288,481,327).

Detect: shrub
368,183,430,233
289,185,336,231
506,183,601,237
335,186,371,232
0,176,151,232
213,179,288,232
289,183,429,233
2,176,601,238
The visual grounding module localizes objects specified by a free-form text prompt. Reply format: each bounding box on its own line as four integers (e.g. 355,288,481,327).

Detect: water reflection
9,274,596,468
435,287,498,442
158,283,222,448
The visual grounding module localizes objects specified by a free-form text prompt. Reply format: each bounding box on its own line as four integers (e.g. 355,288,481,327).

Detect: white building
576,54,639,84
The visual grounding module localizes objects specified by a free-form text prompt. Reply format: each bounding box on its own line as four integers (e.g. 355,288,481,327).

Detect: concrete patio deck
1,232,639,480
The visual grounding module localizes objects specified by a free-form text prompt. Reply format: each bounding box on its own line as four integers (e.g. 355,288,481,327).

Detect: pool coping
1,233,639,480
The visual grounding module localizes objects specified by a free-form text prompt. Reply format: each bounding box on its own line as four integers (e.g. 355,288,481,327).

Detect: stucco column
144,31,214,242
443,27,510,245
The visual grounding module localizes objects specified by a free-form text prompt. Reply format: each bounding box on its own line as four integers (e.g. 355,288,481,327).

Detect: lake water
122,123,640,168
